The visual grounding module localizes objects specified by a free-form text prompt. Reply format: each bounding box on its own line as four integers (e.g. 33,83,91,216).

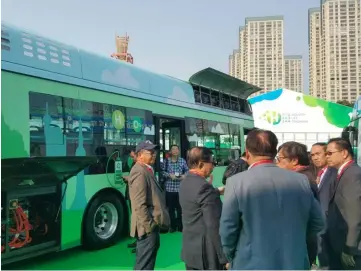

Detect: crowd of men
126,129,361,270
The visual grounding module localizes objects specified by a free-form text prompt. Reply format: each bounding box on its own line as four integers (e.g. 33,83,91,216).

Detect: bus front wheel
83,192,125,250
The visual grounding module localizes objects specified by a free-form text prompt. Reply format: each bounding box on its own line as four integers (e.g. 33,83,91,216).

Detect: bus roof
189,68,261,99
1,23,255,120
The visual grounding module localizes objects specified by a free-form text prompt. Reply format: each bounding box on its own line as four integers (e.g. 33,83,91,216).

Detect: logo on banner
260,111,281,125
260,110,308,126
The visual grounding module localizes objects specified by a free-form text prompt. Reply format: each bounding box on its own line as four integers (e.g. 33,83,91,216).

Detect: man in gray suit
219,129,325,270
129,141,170,270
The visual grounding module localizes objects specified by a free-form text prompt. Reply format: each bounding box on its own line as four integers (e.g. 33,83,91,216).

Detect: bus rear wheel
83,192,125,250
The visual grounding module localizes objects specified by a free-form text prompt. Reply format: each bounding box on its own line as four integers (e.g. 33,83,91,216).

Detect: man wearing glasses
220,129,325,270
325,138,361,270
128,141,170,270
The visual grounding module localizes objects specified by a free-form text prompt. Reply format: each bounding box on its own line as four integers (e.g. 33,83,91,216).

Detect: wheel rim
93,202,118,240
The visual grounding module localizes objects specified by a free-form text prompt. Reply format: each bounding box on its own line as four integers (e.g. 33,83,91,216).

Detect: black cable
106,150,125,188
55,181,68,223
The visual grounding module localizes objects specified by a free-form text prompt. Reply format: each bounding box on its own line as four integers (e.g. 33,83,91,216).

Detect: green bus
1,23,260,265
342,96,361,164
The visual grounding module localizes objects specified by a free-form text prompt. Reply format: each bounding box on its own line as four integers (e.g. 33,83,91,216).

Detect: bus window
29,92,155,174
185,117,242,166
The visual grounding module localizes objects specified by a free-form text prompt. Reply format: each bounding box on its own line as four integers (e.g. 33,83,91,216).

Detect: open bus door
153,116,189,192
154,116,188,164
1,156,95,265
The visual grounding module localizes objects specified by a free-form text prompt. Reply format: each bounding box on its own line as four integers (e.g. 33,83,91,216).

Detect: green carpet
5,170,226,270
6,233,185,270
4,232,321,270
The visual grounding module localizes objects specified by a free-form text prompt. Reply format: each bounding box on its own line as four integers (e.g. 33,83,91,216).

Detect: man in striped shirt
161,145,188,232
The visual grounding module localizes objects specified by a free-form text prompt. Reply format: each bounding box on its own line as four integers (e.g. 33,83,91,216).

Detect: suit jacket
318,167,337,215
298,167,318,200
128,163,170,237
220,163,325,270
179,173,227,270
297,166,320,265
327,162,361,256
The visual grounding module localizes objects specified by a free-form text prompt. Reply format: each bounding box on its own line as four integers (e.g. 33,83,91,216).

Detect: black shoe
169,228,175,233
131,248,136,253
177,227,183,232
127,241,136,248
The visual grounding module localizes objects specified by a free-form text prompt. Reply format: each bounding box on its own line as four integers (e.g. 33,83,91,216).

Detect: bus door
153,117,188,166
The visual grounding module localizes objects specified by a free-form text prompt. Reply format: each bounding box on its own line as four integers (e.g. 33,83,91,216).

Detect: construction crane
111,33,134,64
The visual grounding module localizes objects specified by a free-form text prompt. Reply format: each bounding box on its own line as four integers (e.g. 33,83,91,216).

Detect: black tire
82,192,125,250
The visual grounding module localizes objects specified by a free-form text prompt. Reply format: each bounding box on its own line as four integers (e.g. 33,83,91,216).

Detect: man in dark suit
326,138,361,270
179,147,227,270
310,142,337,268
311,142,337,214
128,141,170,270
276,141,319,267
220,129,325,270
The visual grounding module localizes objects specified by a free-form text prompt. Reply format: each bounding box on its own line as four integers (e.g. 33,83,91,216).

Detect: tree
336,100,353,108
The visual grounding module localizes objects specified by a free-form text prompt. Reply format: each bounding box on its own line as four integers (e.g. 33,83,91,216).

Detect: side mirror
341,131,350,141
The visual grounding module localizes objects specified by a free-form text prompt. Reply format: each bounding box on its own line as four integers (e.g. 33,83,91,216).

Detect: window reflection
185,117,241,166
29,92,155,174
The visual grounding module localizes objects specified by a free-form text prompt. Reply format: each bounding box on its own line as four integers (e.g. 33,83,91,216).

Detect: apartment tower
229,49,240,78
308,8,322,97
228,16,284,97
238,26,246,80
309,0,360,102
284,55,304,92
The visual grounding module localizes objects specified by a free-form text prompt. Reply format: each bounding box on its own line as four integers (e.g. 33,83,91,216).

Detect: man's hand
180,175,185,180
218,186,225,195
225,263,230,270
341,252,355,267
169,174,176,180
123,176,129,182
149,220,159,233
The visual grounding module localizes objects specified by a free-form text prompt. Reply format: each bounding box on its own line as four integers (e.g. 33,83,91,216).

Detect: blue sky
2,0,320,91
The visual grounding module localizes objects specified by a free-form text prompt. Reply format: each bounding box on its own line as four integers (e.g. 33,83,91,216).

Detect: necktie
316,167,327,185
337,161,353,180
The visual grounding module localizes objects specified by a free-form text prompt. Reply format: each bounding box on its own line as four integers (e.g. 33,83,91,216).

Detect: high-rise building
228,49,240,78
284,55,304,92
229,16,285,97
309,0,361,102
228,53,235,77
238,26,246,80
245,16,284,97
308,7,322,97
